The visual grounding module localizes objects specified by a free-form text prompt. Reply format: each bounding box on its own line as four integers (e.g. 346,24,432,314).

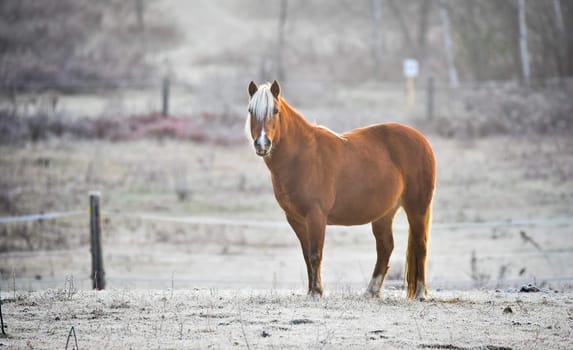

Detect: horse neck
265,99,314,168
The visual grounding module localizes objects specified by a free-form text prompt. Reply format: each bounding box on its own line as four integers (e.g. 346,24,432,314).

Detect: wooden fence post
0,286,6,336
161,76,170,117
89,191,105,290
427,77,434,120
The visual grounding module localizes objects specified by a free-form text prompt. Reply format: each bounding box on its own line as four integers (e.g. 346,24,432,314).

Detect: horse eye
273,108,279,114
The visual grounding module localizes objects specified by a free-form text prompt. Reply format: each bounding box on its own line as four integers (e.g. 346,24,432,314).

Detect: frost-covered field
1,288,572,349
1,135,572,349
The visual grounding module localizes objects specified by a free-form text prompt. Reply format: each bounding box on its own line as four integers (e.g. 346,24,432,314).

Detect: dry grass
0,109,572,349
0,288,571,349
2,1,572,347
0,135,572,295
1,134,572,268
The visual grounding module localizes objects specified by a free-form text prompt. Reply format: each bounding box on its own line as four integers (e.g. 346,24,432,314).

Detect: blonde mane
248,83,275,121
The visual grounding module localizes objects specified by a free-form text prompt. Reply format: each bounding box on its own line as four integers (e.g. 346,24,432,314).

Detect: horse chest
271,172,331,217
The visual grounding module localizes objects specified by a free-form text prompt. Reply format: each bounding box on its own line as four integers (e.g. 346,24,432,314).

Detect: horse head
246,80,281,157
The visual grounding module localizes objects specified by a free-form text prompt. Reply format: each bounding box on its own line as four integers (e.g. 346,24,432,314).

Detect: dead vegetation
0,109,245,145
0,0,180,93
0,134,571,291
0,289,571,349
425,79,573,138
0,2,572,348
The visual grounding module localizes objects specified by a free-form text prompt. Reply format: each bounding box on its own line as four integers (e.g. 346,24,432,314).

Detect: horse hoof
363,291,380,299
308,290,322,299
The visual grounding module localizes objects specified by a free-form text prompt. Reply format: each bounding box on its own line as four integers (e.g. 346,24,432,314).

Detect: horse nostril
255,137,271,150
254,137,272,156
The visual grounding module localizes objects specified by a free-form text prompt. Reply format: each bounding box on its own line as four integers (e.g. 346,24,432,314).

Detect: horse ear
270,80,281,98
248,81,258,97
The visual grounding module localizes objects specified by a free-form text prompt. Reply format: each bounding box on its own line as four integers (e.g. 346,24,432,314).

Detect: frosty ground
0,134,572,350
2,288,572,349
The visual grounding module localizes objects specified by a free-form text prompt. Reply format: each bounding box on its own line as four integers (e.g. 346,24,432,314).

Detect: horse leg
305,207,327,297
403,204,432,300
366,207,399,298
286,216,312,293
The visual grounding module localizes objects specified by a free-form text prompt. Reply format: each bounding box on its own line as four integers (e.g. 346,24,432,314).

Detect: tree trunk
518,0,531,84
416,0,431,62
387,0,413,52
277,0,288,81
135,0,145,32
371,0,383,75
553,0,567,77
439,0,459,87
553,0,565,35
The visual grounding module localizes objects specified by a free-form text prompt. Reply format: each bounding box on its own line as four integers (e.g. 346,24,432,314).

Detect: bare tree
552,0,567,77
416,0,431,63
553,0,565,34
387,0,413,51
0,0,179,93
518,0,531,84
439,0,458,87
277,0,288,81
371,0,384,75
135,0,145,32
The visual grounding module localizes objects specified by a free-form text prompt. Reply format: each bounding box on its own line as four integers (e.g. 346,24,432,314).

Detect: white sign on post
403,58,419,78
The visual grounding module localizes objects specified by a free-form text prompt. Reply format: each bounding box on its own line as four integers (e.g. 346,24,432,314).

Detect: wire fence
2,208,572,230
1,76,572,291
2,76,572,129
1,194,573,291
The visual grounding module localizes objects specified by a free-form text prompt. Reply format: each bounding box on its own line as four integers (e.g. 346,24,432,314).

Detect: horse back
343,123,436,208
354,123,434,168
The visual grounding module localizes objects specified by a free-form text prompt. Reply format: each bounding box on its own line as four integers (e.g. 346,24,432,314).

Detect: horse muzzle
254,137,272,157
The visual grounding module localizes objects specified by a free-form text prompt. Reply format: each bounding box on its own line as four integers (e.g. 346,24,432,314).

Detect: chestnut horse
246,80,435,300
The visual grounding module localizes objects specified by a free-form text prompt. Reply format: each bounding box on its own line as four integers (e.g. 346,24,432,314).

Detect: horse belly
327,167,404,226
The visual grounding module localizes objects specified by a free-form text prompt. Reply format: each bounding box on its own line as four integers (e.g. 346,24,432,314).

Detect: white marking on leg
414,280,426,301
309,290,321,300
365,275,383,297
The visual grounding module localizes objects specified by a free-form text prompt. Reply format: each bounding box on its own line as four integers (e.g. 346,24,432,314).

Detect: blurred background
0,0,572,292
1,0,572,128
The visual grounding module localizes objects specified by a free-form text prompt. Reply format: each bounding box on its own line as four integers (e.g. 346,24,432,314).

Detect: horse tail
405,204,432,299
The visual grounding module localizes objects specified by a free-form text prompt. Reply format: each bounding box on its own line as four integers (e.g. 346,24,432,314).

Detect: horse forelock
248,84,276,121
